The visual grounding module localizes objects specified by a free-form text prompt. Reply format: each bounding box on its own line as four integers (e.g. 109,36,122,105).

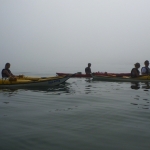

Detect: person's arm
3,70,12,77
3,70,15,77
85,68,87,74
10,72,15,77
90,68,91,73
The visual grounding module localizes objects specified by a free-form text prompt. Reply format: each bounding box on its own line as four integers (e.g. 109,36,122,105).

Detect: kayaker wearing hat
141,60,150,75
1,63,16,78
131,63,140,78
85,63,91,74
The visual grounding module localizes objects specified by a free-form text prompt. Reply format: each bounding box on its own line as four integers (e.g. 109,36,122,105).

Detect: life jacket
1,69,11,78
131,68,140,78
85,67,91,74
141,67,150,74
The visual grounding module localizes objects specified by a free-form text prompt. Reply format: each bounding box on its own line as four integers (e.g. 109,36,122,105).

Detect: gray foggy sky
0,0,150,72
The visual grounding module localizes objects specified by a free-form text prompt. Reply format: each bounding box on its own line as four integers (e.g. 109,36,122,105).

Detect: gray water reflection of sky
0,0,150,72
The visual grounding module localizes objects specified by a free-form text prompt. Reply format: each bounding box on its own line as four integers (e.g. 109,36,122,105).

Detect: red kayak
56,72,131,78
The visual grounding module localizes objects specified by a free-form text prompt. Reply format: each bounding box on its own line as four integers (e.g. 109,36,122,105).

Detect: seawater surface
0,76,150,150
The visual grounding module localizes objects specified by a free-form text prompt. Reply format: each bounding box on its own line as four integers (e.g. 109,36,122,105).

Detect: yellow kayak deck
0,75,66,85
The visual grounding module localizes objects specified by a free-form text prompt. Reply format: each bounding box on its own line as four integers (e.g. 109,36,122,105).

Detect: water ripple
0,78,150,150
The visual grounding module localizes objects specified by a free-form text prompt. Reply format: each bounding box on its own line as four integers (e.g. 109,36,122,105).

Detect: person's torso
141,67,150,74
85,67,91,74
1,69,11,77
131,68,139,78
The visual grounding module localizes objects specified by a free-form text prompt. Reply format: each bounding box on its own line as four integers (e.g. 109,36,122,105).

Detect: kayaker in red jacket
85,63,91,74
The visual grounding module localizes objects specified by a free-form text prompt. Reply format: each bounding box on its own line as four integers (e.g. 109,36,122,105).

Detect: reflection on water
129,82,150,110
0,84,72,96
131,82,150,90
141,82,150,89
0,78,150,150
130,82,140,90
0,88,18,97
1,80,149,101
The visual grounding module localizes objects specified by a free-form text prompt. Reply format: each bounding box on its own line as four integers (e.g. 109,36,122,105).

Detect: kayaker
85,63,91,74
131,63,140,78
141,60,150,75
1,63,16,78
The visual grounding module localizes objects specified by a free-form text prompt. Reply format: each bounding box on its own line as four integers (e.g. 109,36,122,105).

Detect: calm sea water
0,68,150,150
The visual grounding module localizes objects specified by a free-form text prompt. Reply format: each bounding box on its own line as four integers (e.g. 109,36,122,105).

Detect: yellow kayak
0,75,71,88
